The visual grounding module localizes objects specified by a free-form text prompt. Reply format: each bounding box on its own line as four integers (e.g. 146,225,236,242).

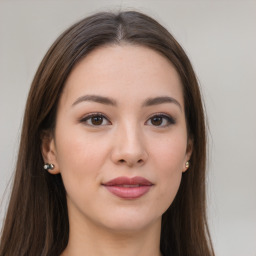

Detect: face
42,45,192,234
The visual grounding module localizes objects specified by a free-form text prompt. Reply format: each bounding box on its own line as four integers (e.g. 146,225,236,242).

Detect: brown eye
151,116,163,126
146,114,176,127
81,114,111,126
91,116,103,125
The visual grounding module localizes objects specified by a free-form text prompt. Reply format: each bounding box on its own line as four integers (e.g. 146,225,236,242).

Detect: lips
102,176,153,199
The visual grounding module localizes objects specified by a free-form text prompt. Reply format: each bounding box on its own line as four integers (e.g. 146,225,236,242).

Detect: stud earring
185,161,190,169
43,163,55,170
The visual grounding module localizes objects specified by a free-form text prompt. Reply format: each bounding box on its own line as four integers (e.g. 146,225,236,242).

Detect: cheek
54,133,106,210
149,134,186,209
54,126,101,187
151,133,188,170
54,124,114,200
55,123,108,168
154,159,183,214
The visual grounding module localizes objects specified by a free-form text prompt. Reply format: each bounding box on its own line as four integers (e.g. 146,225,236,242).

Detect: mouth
102,176,153,199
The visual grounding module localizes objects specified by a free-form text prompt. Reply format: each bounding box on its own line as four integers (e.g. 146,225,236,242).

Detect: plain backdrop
0,1,255,255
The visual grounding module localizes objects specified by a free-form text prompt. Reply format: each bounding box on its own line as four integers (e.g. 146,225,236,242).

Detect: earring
185,161,190,169
43,163,55,170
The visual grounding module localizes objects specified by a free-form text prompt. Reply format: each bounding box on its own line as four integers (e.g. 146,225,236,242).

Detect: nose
110,123,148,167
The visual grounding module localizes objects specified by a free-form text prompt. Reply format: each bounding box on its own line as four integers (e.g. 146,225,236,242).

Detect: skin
42,45,192,256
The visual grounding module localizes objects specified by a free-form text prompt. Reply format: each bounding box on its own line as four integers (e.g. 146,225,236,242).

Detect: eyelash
80,112,176,127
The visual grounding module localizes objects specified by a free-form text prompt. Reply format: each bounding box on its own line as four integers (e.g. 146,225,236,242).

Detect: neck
61,212,162,256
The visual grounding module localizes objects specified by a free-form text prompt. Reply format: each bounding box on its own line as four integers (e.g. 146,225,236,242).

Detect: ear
183,138,193,173
41,131,60,175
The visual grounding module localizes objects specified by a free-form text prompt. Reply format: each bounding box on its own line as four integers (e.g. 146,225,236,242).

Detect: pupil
152,117,162,126
92,116,103,125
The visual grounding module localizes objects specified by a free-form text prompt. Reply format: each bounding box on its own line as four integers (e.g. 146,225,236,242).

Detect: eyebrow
72,94,182,110
142,96,182,110
72,95,117,106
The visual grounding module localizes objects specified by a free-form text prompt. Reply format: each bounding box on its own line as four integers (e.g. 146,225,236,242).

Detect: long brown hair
0,11,214,256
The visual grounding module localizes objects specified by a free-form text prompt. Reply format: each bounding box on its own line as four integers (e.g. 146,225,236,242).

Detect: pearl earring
185,161,190,169
43,163,55,170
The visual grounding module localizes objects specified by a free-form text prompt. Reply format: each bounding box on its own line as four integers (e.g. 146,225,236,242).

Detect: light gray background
0,1,255,255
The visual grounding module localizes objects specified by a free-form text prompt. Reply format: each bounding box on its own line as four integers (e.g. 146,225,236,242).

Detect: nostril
116,156,146,166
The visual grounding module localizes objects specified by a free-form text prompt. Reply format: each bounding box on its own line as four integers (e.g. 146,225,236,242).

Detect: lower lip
104,185,152,199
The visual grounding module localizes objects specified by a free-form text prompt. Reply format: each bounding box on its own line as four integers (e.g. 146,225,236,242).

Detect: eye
146,114,175,127
80,113,111,126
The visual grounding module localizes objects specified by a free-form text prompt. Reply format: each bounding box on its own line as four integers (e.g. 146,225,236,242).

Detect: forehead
61,44,184,108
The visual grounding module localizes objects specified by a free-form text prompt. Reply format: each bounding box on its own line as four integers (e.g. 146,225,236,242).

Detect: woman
0,11,214,256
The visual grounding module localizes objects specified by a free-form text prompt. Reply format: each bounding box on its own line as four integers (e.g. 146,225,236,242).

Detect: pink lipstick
103,176,153,199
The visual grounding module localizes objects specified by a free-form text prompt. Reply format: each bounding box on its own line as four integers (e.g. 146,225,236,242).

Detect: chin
99,212,161,234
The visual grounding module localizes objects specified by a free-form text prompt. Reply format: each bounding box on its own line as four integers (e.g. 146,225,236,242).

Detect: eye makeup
79,111,176,128
145,113,176,127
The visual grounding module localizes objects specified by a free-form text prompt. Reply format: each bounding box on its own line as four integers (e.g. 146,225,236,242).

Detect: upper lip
103,176,153,186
